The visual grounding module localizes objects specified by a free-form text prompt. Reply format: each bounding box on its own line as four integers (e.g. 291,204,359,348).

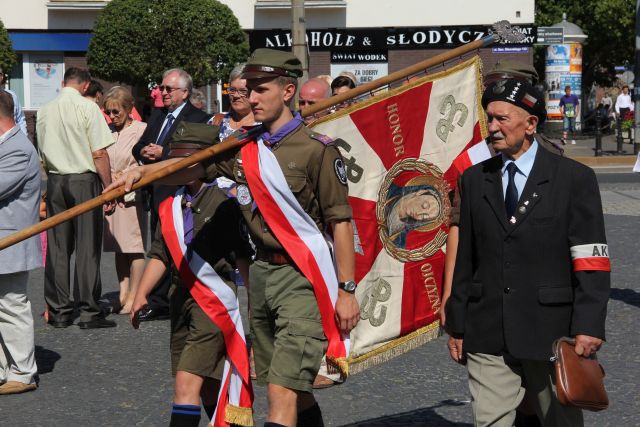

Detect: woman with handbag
103,86,148,313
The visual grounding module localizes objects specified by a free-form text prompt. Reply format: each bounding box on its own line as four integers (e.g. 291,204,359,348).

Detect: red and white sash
159,191,253,427
241,138,350,374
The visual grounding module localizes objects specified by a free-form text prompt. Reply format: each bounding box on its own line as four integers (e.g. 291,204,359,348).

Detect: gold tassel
225,404,254,426
326,355,350,379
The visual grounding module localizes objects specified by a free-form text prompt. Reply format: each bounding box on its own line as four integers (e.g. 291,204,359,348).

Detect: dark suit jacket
445,145,610,361
132,101,210,164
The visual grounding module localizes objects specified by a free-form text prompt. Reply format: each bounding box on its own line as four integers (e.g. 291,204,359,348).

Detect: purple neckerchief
182,182,216,259
259,112,303,147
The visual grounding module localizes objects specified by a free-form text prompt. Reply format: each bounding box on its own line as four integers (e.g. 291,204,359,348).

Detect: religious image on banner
311,56,488,373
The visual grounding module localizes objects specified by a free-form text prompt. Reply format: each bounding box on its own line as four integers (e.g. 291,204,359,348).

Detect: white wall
218,0,535,30
0,0,102,30
345,0,534,27
1,0,49,29
1,0,535,31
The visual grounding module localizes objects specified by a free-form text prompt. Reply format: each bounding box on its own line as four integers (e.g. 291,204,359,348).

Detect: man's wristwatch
338,280,357,294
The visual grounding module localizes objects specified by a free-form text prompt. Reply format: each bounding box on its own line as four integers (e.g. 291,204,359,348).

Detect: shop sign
249,25,537,51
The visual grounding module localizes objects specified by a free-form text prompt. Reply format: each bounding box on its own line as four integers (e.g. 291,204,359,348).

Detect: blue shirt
501,140,538,200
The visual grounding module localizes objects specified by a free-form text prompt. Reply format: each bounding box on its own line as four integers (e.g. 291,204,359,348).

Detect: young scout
106,49,360,427
130,123,252,427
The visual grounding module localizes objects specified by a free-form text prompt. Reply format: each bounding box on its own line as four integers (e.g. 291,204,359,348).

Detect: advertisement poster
330,63,388,85
28,54,63,108
545,44,581,123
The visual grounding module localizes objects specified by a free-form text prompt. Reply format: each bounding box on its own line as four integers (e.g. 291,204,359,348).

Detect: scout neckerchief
240,114,350,376
159,188,253,427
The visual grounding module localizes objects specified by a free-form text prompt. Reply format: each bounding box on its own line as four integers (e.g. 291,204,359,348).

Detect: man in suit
445,79,610,427
131,68,210,321
132,68,210,164
0,90,41,394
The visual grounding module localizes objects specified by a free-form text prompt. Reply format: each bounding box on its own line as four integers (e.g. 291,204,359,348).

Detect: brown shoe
0,381,37,395
312,374,336,389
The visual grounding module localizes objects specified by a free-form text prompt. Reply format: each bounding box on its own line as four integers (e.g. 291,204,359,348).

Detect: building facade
1,0,535,117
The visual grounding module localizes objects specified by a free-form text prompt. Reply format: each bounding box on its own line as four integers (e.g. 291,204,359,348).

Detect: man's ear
525,115,539,135
282,83,297,103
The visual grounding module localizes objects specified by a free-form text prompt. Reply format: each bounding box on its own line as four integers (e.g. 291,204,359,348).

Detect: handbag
551,337,608,411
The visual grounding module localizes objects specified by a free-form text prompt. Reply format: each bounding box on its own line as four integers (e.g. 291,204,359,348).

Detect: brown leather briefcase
552,337,609,411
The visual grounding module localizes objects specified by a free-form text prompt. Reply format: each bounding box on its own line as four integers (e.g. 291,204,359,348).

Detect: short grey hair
228,63,246,84
190,89,206,106
163,68,193,95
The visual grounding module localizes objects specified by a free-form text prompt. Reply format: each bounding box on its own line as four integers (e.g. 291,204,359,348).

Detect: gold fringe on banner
224,404,254,426
347,321,442,375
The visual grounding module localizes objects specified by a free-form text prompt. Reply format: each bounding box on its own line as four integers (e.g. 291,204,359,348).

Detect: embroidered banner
311,56,488,372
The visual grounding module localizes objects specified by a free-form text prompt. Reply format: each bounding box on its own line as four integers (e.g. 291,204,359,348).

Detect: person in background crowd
150,82,164,111
315,74,333,88
299,77,332,125
209,63,257,141
0,67,28,135
37,67,116,329
615,85,634,120
446,78,610,427
84,80,104,105
559,85,580,145
0,89,41,395
331,74,356,97
190,89,207,111
131,68,210,322
331,74,358,111
102,87,149,314
600,91,612,116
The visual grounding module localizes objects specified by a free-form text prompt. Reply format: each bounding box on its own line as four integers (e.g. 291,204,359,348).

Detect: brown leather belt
255,248,294,265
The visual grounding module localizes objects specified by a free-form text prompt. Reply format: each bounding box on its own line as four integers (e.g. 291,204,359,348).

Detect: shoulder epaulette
308,131,334,145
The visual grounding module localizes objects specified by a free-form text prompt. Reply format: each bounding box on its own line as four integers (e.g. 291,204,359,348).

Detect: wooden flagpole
0,21,524,251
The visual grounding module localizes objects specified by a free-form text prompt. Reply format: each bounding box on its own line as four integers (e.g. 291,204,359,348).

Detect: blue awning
9,32,93,52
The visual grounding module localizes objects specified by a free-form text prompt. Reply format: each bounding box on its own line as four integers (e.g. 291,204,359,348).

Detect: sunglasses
105,109,122,116
159,85,185,93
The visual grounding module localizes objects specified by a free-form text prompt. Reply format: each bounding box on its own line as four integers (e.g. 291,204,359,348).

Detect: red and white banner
241,139,350,374
311,56,488,371
159,192,253,426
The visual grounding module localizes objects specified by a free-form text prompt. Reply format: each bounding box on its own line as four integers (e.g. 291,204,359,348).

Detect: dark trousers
44,173,104,322
146,184,175,310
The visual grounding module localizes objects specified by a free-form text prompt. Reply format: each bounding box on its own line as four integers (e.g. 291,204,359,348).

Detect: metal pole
292,0,308,84
634,0,640,155
595,109,602,156
617,115,625,154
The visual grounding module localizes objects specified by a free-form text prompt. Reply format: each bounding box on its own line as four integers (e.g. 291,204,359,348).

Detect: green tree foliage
535,0,635,88
0,19,17,74
88,0,249,86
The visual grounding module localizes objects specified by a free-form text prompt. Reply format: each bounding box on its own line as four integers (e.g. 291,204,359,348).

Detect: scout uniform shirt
203,113,352,251
148,183,252,288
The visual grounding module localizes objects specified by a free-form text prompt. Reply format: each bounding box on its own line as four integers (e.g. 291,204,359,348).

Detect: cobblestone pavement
0,174,638,426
